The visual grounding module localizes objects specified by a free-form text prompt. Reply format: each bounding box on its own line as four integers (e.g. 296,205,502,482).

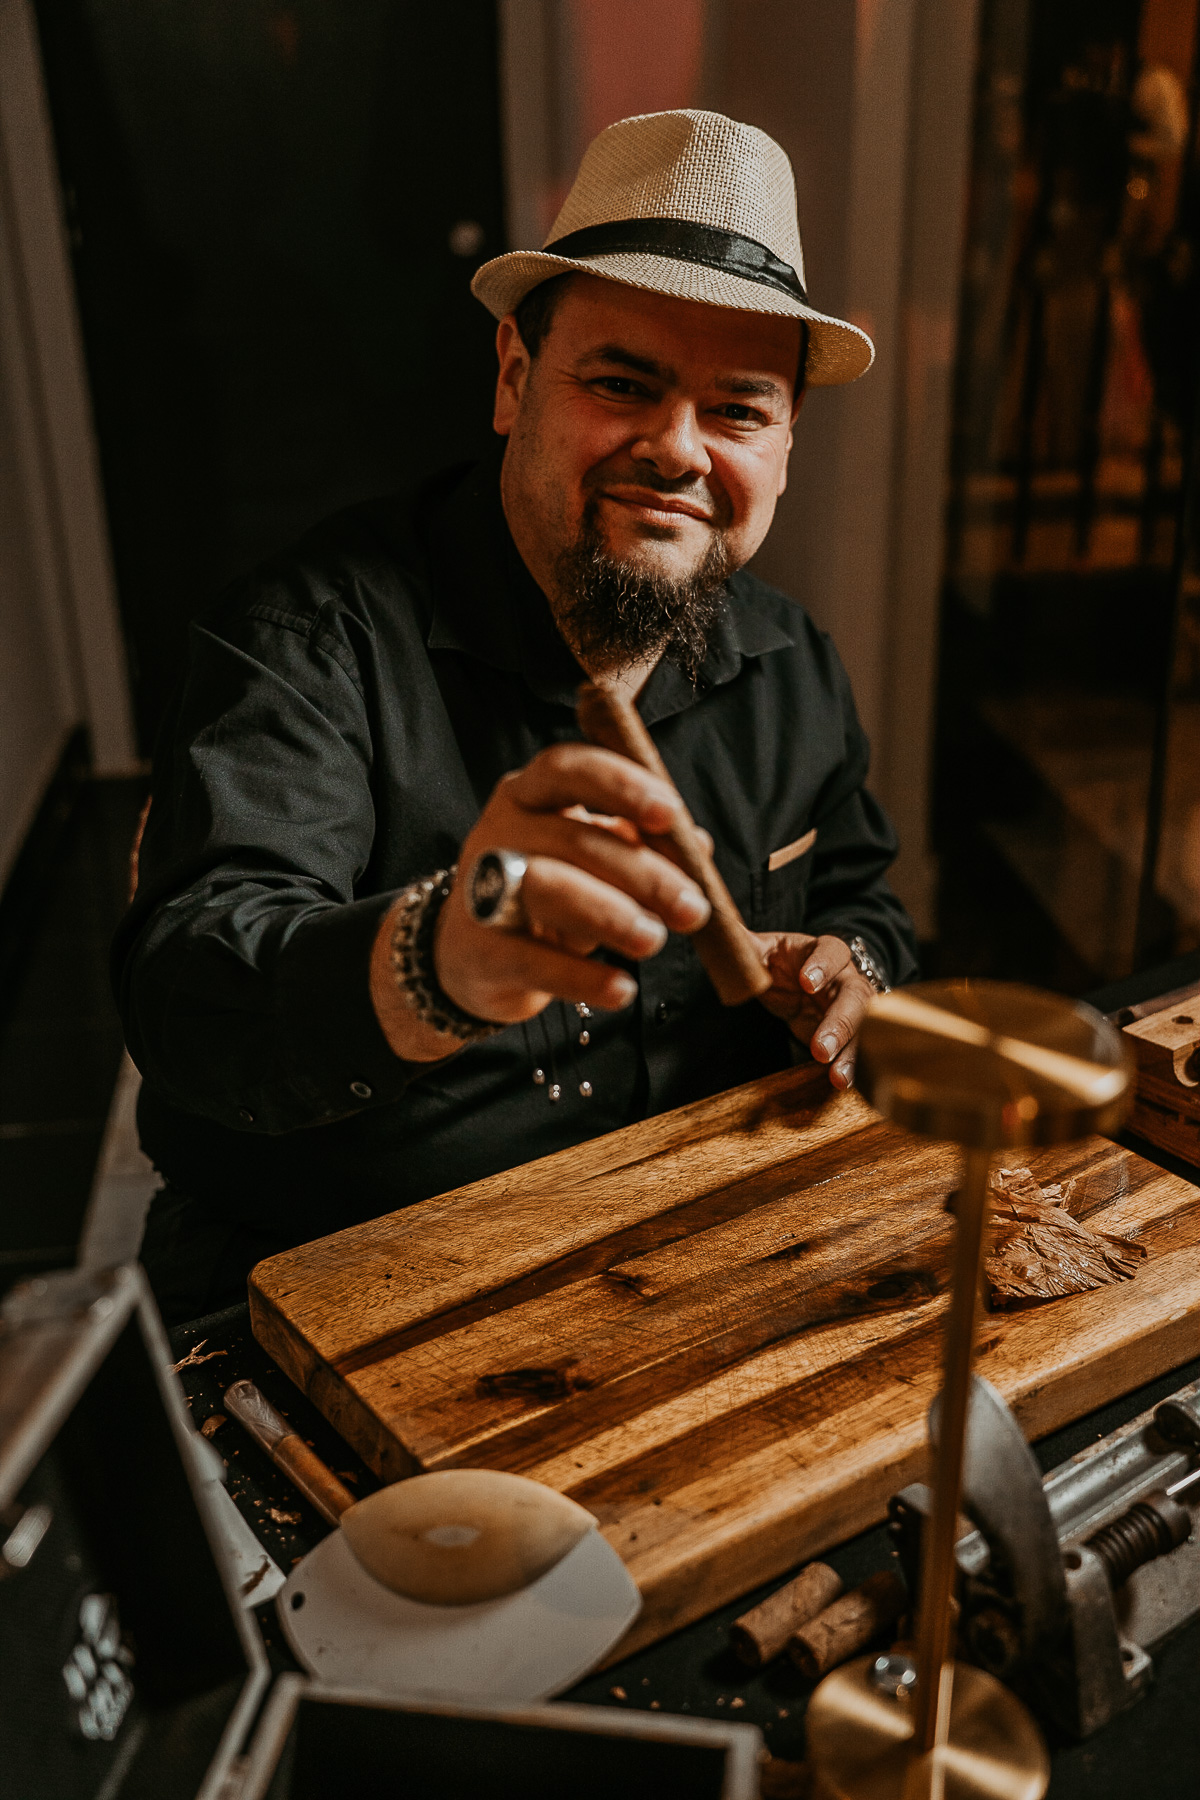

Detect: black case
0,1266,762,1800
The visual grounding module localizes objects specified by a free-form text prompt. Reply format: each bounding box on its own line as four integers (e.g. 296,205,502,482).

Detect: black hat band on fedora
545,217,808,304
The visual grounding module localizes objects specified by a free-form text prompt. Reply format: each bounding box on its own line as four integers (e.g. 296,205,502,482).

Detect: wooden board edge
593,1310,1200,1664
249,1278,420,1484
999,1296,1200,1445
599,1440,923,1666
247,1277,319,1391
249,1064,860,1285
248,1072,877,1369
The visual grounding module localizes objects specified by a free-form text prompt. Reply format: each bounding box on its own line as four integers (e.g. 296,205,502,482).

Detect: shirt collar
421,446,794,719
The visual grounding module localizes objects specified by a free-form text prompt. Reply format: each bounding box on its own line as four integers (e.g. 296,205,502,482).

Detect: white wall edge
0,0,138,774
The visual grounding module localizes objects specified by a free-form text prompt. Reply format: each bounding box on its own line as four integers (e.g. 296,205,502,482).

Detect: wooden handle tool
576,682,771,1006
224,1379,355,1526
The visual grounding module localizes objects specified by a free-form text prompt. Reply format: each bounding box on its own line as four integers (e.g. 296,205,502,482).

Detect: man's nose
630,400,712,482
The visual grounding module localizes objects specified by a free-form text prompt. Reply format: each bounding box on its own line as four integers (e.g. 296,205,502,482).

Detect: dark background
32,0,507,753
0,0,508,1283
932,0,1200,991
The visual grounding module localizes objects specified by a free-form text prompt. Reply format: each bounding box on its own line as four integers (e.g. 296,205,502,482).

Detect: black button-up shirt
114,451,917,1244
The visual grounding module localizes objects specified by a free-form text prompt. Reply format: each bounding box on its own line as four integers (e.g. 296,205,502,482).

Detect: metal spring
1086,1501,1178,1590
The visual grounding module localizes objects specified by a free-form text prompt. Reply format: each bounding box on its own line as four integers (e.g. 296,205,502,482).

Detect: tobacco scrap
984,1167,1146,1308
170,1339,228,1373
240,1557,274,1599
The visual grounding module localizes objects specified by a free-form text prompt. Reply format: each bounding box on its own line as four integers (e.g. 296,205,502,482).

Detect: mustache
581,462,732,529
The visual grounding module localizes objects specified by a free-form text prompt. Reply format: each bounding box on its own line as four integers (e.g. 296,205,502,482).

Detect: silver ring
466,848,529,931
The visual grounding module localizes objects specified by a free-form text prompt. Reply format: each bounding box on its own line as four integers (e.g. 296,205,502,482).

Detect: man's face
495,275,803,610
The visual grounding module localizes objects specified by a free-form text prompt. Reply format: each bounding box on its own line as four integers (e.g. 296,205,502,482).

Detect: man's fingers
506,743,682,836
830,1044,857,1090
508,814,710,935
520,858,669,962
799,935,853,994
810,982,871,1064
560,804,645,848
440,930,638,1020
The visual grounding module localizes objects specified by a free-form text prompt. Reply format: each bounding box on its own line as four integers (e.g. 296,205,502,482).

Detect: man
116,110,917,1324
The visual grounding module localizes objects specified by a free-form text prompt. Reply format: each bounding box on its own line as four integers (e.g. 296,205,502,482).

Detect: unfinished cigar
730,1560,844,1668
225,1379,355,1526
787,1570,907,1680
576,682,771,1007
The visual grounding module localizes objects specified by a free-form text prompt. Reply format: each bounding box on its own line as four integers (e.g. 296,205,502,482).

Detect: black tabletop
169,1309,1200,1800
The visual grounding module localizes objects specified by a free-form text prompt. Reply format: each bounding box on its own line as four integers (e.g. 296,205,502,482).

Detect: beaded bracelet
389,868,503,1043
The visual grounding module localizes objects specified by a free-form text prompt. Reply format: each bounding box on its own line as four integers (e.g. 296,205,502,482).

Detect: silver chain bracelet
845,934,891,994
389,868,504,1043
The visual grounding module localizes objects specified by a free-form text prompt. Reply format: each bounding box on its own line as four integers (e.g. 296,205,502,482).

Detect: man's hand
370,743,711,1061
753,931,875,1090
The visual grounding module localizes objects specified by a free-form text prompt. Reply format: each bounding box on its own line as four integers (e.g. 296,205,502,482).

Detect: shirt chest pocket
748,828,817,930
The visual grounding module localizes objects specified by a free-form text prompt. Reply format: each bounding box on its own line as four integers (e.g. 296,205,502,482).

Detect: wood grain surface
249,1062,1200,1658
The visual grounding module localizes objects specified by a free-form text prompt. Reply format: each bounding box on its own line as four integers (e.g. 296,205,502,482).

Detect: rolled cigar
576,682,771,1006
787,1570,907,1680
225,1379,355,1526
730,1561,844,1668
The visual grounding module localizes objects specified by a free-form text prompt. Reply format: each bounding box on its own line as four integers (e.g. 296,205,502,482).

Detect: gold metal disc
806,1657,1050,1800
857,980,1131,1149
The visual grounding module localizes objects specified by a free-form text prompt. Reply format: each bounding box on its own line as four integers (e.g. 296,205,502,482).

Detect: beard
552,500,732,684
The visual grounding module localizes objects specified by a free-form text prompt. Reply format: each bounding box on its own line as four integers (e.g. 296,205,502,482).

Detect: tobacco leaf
984,1166,1146,1309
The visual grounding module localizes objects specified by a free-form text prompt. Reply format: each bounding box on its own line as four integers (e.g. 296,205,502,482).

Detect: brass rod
913,1145,993,1753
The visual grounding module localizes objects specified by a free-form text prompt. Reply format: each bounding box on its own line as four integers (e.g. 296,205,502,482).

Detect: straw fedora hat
472,109,873,387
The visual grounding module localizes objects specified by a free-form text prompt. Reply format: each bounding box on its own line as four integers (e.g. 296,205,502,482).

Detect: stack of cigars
730,1563,907,1678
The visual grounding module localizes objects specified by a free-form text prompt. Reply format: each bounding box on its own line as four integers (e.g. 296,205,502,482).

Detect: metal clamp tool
889,1376,1200,1739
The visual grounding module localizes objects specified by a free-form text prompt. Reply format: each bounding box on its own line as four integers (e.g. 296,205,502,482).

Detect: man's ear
493,315,531,435
778,387,805,495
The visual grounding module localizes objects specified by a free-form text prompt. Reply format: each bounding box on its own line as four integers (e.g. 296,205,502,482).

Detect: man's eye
717,403,760,423
594,376,646,396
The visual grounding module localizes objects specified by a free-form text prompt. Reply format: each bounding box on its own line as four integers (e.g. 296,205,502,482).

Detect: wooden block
1123,1003,1200,1170
249,1061,1200,1660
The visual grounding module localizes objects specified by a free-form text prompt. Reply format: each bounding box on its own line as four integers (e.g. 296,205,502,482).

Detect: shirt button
655,1001,670,1025
350,1081,372,1100
238,1108,254,1124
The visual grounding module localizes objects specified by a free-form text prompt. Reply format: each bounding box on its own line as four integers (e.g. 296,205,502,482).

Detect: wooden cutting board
249,1062,1200,1658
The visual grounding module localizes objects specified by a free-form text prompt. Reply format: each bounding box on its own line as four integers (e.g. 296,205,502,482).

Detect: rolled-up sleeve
114,591,415,1134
